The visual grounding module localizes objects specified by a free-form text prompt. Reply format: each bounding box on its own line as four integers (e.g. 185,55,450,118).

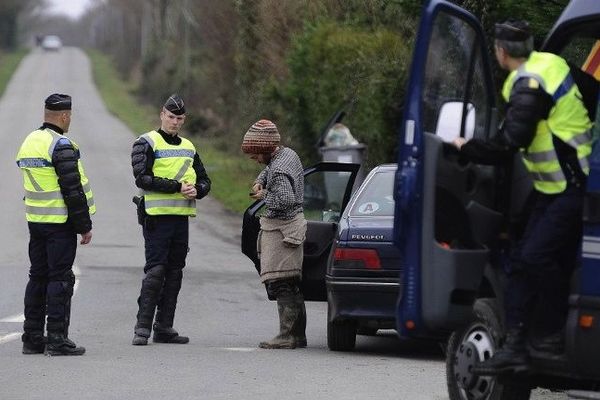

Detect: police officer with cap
452,19,594,374
16,93,95,356
131,94,211,346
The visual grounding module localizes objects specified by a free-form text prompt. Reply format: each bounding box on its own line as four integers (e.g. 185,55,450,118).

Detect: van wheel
327,320,357,351
446,298,531,400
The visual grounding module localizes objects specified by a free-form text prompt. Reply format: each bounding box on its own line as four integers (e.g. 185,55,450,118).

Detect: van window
422,12,492,140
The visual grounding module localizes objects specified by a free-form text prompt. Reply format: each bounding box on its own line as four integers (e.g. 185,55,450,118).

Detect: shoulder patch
528,78,539,89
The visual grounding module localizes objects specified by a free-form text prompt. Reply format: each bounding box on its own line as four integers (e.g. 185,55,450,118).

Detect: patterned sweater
255,147,304,220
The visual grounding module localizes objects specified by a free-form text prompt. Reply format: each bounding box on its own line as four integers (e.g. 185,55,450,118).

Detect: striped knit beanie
241,119,281,154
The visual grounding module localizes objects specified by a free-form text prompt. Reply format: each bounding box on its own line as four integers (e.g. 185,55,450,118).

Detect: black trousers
505,185,583,336
143,215,189,272
135,215,189,331
24,222,77,335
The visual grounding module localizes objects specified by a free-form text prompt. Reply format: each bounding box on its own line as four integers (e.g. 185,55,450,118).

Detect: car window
349,169,395,217
304,170,353,222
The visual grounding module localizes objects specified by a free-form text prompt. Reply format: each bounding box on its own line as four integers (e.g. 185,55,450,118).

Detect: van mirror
435,101,476,142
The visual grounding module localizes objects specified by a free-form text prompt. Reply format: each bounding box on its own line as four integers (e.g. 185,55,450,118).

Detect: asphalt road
0,48,565,400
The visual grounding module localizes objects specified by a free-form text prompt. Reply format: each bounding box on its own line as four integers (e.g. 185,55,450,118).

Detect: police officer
16,93,95,356
453,20,593,374
131,94,211,346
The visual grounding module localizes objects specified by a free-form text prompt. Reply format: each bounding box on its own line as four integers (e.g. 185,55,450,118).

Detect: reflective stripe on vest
503,52,593,194
140,130,197,216
15,128,96,223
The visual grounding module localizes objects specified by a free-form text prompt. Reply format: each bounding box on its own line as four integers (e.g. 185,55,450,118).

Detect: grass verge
86,49,261,213
0,49,27,97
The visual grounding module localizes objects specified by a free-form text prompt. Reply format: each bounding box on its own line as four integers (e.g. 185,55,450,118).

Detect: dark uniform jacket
44,122,92,234
460,77,588,185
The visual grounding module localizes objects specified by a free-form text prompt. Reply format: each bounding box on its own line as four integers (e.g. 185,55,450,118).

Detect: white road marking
0,314,24,323
0,332,21,344
221,347,257,352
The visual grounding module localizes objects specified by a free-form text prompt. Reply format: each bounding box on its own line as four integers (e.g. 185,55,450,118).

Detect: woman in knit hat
242,119,308,349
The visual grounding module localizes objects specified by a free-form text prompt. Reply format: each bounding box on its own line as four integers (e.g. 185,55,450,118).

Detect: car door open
242,162,360,301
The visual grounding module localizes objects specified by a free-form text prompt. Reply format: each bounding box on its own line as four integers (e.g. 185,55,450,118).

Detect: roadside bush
271,22,413,167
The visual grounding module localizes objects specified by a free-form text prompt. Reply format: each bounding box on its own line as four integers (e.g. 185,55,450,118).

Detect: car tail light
334,248,381,269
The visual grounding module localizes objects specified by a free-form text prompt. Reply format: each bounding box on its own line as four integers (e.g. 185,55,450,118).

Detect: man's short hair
495,19,534,58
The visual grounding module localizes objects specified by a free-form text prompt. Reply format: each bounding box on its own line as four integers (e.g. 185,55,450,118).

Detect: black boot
45,276,84,356
22,333,45,355
529,330,564,357
152,324,189,344
22,278,47,355
152,269,188,344
259,294,302,349
473,326,529,375
132,265,165,345
45,331,85,356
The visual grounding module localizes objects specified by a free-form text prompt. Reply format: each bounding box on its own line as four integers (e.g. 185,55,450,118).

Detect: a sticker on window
357,202,380,214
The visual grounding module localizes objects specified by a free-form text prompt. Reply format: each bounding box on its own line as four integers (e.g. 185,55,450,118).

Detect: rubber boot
473,326,529,375
152,269,188,344
259,295,301,349
292,293,307,348
132,265,165,345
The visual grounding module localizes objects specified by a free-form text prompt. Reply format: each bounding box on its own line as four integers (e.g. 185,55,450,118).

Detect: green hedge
272,22,413,167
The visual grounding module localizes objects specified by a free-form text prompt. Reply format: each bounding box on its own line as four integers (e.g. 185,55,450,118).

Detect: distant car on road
326,164,401,351
41,35,62,51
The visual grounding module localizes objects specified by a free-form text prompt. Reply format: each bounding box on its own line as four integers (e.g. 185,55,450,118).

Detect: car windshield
348,169,395,217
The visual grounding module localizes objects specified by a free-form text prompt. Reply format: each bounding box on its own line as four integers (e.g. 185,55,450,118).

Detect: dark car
326,164,401,351
242,162,360,301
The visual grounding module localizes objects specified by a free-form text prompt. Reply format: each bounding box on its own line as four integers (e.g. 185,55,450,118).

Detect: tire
446,298,532,400
327,319,357,351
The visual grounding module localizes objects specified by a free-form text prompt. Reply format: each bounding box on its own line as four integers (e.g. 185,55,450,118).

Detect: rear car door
242,162,360,301
393,0,503,338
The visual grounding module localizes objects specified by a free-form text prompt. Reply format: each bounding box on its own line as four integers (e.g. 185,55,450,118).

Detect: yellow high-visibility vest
502,51,593,194
140,130,197,216
16,128,95,223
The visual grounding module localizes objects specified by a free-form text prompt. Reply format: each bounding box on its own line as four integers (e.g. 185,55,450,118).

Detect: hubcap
454,323,497,400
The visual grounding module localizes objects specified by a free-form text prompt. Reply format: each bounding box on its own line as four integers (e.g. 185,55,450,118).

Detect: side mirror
435,101,476,142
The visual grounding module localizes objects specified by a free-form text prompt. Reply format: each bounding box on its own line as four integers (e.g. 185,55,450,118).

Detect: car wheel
446,298,531,400
327,319,357,351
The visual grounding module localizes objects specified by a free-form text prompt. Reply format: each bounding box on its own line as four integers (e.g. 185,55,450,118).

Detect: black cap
163,94,185,115
45,93,72,111
495,19,531,42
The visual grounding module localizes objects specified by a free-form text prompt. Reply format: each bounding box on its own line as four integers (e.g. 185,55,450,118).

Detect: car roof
370,163,397,172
